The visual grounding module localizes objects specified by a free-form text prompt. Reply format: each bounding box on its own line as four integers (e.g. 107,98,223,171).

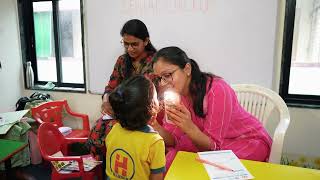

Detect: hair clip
117,89,123,98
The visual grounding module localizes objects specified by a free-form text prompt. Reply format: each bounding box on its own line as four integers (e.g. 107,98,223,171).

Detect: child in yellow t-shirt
106,75,165,180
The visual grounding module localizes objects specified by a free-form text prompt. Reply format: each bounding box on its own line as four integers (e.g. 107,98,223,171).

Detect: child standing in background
106,75,165,180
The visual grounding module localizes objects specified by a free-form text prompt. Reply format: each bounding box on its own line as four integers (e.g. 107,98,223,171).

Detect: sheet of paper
0,110,29,134
62,154,102,172
198,150,254,180
51,151,102,172
58,126,72,136
51,151,71,172
102,114,113,120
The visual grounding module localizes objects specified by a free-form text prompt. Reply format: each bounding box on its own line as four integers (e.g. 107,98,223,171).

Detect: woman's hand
101,93,114,116
167,103,213,151
166,103,197,134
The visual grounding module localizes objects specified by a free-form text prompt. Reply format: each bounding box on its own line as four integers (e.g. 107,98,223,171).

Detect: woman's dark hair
121,19,157,78
152,46,217,118
109,75,154,130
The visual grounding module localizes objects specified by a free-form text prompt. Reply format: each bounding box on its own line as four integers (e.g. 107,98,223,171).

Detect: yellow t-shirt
105,123,166,180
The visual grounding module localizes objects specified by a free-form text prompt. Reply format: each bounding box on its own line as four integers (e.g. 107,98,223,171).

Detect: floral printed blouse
104,51,155,94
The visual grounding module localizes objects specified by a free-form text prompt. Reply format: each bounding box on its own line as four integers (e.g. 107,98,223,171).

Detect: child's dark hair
109,75,155,130
120,19,157,78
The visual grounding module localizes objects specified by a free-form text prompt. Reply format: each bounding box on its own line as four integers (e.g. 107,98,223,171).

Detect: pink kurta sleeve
202,80,234,150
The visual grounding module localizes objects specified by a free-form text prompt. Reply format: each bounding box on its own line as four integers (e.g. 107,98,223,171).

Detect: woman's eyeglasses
154,68,179,86
120,40,140,49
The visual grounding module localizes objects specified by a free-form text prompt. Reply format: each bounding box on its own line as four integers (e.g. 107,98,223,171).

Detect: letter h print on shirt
115,153,128,176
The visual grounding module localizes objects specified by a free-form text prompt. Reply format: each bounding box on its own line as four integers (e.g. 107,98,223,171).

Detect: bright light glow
164,90,180,107
163,90,180,125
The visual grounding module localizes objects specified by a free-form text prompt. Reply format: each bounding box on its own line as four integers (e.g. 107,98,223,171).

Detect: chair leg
97,165,103,180
51,171,59,180
83,173,94,180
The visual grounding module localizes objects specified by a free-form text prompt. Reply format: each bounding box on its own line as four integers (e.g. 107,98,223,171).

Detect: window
280,0,320,106
18,0,85,90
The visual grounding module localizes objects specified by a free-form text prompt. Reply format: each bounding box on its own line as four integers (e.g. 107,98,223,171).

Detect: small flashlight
163,90,180,124
164,90,180,105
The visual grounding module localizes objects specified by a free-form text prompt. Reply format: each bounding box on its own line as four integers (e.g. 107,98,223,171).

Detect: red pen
195,157,235,172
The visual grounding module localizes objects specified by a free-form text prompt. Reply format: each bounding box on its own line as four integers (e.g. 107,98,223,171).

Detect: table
0,139,28,170
165,151,320,180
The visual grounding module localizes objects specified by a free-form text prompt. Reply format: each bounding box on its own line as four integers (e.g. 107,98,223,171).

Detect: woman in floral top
85,19,157,177
101,19,157,115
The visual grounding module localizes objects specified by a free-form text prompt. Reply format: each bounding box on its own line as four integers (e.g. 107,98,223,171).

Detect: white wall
23,89,102,128
0,0,23,113
86,0,278,94
286,108,320,157
0,0,318,158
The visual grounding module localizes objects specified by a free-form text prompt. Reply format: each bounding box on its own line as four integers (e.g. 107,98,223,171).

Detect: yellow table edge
165,151,320,180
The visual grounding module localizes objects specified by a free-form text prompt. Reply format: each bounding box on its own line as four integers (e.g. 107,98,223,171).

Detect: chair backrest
231,84,290,164
37,122,65,158
31,100,67,127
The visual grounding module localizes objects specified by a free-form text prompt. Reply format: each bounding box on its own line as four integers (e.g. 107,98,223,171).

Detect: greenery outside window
18,0,85,91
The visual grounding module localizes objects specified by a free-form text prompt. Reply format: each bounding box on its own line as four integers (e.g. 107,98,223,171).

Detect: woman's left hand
166,103,197,134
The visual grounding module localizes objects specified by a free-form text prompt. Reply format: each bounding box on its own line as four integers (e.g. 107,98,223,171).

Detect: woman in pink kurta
151,47,272,169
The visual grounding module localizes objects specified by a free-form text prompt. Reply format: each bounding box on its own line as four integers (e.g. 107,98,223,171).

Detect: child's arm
150,117,175,146
149,173,164,180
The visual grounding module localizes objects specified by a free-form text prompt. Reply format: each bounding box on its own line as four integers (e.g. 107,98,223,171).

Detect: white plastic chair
231,84,290,164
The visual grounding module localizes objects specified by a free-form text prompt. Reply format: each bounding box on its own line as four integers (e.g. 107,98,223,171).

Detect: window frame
18,0,86,91
280,0,320,107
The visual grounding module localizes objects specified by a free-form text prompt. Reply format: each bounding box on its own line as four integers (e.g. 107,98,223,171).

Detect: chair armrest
48,155,82,161
274,117,290,135
47,155,85,172
65,137,88,144
33,117,44,124
67,109,88,119
269,117,290,164
64,102,90,131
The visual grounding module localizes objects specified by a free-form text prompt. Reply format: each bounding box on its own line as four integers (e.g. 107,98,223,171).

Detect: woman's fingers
159,100,165,111
166,108,188,126
167,103,189,118
167,112,182,125
100,103,106,114
166,102,194,131
101,102,114,116
166,106,184,119
178,103,190,114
